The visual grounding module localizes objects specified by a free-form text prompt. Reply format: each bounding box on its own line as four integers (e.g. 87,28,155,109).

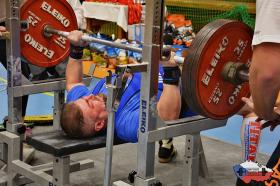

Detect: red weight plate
20,0,78,67
182,19,228,115
187,19,236,116
183,19,253,119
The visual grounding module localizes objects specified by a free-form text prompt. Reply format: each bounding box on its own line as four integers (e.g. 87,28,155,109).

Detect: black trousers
0,22,30,117
267,140,280,169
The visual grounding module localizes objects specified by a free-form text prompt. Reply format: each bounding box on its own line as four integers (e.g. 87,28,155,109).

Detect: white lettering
234,39,248,60
24,34,55,59
228,85,242,105
228,96,235,105
41,1,49,11
208,83,223,104
40,1,71,28
201,73,210,86
45,50,55,59
201,36,229,86
36,44,43,52
27,15,38,27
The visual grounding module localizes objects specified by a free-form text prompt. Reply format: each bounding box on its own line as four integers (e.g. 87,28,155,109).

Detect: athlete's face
74,94,108,136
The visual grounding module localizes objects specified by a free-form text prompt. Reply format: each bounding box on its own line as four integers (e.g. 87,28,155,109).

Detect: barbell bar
43,25,179,62
43,26,143,54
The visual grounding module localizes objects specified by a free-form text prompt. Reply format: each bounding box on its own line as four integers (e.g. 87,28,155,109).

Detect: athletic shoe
158,138,177,163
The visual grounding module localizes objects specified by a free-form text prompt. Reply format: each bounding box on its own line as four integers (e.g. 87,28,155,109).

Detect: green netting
166,0,256,32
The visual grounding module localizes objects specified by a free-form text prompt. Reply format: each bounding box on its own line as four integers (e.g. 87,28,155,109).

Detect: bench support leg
182,133,209,186
53,156,70,186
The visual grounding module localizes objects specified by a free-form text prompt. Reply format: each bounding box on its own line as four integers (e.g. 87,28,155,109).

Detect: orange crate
83,61,115,79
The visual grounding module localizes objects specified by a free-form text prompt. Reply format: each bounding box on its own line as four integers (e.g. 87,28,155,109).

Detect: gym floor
0,64,279,185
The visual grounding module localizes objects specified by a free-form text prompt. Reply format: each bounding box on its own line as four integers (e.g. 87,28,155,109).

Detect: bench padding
27,130,124,157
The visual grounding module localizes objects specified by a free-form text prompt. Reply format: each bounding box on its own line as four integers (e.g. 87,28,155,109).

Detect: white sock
241,117,262,162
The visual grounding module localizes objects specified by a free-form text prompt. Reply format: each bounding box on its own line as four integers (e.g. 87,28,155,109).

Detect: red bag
118,0,130,5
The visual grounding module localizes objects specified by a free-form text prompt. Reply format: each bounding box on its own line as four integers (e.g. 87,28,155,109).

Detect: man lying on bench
60,31,195,163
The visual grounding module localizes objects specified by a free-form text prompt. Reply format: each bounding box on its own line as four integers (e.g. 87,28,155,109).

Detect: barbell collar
238,69,249,82
221,61,249,85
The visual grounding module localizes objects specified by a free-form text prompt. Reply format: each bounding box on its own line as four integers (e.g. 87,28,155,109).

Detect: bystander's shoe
158,138,177,163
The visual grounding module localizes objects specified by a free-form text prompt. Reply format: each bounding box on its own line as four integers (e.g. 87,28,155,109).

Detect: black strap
114,75,129,107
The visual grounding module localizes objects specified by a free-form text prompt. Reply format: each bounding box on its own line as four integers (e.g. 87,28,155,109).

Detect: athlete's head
60,94,108,138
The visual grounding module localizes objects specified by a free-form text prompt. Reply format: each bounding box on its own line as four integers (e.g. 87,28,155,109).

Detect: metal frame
103,75,119,186
114,1,227,186
0,0,229,186
134,1,165,185
0,127,94,186
0,1,95,186
10,77,91,97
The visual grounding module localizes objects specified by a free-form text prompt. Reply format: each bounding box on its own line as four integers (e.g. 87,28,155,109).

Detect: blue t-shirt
66,72,197,143
67,73,163,143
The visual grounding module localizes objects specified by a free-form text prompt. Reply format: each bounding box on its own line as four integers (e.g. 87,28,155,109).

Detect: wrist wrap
70,44,84,60
162,66,181,85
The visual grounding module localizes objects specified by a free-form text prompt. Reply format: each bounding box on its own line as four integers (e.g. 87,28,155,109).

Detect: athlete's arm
157,84,181,120
157,53,181,120
249,43,280,120
66,30,86,91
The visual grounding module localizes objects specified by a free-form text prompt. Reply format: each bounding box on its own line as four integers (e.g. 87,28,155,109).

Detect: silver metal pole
136,0,165,184
53,91,65,130
103,81,118,186
6,0,23,130
44,26,176,60
44,26,142,53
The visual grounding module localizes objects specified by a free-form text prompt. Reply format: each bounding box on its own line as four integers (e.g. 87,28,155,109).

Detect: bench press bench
27,130,124,157
1,130,124,186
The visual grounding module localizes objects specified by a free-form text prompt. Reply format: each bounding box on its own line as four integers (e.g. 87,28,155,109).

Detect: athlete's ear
94,120,105,132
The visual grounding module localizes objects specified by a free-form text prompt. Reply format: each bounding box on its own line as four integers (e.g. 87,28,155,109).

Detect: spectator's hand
238,97,254,116
67,30,87,47
242,97,280,131
0,26,7,37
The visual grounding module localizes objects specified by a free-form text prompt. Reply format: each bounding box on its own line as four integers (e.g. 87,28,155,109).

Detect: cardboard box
83,61,115,79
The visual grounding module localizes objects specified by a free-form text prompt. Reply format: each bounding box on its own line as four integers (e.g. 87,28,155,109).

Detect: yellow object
24,115,53,123
91,53,107,67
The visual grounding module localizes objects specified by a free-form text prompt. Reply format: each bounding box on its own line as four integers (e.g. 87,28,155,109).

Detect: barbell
3,0,253,120
181,19,253,120
32,17,255,120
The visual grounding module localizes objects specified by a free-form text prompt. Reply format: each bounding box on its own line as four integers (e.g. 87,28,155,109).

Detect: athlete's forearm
157,84,181,121
66,57,84,91
249,43,280,120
